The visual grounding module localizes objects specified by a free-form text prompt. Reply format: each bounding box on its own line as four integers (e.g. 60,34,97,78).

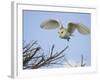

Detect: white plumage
40,19,90,41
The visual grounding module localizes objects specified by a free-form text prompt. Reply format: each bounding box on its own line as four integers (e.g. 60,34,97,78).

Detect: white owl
40,19,90,41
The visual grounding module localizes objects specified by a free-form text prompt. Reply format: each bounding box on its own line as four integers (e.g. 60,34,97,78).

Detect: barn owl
40,19,90,41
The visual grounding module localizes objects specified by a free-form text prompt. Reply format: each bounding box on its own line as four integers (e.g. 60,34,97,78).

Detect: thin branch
23,47,41,66
53,46,68,58
50,44,55,57
81,54,86,67
23,41,37,54
23,41,69,69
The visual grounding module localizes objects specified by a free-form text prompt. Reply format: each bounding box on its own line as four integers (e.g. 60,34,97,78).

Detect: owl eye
61,31,63,34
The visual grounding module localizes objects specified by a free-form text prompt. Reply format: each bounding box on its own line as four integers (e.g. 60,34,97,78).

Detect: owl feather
67,23,90,35
40,19,90,41
40,19,60,29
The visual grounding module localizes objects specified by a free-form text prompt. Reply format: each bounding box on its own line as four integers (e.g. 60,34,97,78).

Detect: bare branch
23,41,37,54
23,47,41,66
81,54,86,67
23,41,68,69
50,44,55,57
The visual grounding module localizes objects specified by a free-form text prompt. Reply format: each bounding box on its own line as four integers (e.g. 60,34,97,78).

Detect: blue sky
23,10,91,67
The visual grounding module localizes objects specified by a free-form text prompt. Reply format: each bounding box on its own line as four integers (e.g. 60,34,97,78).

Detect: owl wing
67,22,90,35
40,19,61,29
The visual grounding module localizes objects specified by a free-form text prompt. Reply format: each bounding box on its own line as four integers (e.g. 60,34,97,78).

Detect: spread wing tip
40,19,60,29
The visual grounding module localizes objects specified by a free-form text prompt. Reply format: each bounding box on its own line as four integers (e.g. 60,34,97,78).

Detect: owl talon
67,37,70,41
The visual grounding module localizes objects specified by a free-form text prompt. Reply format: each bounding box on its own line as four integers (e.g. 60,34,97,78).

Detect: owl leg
67,37,70,41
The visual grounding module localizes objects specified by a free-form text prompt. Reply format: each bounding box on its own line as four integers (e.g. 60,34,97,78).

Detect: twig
23,41,68,69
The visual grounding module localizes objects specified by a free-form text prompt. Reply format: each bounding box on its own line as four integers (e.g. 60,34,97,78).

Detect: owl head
58,27,70,38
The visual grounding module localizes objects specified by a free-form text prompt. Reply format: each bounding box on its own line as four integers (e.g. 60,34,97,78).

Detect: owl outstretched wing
40,19,61,29
67,22,90,35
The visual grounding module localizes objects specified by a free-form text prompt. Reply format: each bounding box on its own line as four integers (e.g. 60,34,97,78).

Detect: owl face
58,28,70,39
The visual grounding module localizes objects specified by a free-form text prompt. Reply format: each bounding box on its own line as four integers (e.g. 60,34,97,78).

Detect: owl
40,19,90,41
